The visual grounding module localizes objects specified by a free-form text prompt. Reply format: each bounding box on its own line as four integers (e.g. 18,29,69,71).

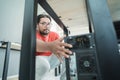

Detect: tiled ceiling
47,0,89,35
39,0,120,35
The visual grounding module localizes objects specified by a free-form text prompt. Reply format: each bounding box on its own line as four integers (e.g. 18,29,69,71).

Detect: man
36,14,72,80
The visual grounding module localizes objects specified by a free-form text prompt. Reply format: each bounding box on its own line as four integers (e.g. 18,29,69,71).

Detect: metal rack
19,0,120,80
0,41,11,80
19,0,68,80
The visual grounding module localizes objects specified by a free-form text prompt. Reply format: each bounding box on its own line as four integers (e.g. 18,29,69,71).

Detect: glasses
39,22,51,26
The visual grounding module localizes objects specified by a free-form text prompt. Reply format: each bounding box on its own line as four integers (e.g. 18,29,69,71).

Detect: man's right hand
47,36,73,62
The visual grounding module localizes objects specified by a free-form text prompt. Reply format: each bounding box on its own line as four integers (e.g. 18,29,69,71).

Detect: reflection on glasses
39,22,51,26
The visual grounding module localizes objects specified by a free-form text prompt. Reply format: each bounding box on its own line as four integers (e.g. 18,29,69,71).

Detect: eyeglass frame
39,22,52,27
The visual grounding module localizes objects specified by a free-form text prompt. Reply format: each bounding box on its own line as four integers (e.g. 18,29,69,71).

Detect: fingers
53,36,73,63
56,51,68,63
60,42,73,48
55,53,63,63
54,47,72,63
57,38,73,58
57,36,72,48
57,47,72,57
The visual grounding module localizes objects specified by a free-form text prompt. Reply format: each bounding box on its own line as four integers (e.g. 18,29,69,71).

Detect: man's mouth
44,29,49,33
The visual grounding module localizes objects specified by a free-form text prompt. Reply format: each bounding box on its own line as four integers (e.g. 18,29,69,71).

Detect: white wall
0,0,25,78
0,0,25,43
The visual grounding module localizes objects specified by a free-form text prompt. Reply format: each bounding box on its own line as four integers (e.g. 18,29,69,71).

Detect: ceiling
47,0,89,35
38,0,120,36
107,0,120,21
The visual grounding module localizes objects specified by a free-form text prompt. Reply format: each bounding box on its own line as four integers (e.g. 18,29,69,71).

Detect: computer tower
64,33,102,80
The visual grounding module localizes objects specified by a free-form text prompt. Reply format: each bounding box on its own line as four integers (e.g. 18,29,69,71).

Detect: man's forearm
36,39,51,52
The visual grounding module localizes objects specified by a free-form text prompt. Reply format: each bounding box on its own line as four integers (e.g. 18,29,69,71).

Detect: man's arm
36,37,72,61
36,39,51,52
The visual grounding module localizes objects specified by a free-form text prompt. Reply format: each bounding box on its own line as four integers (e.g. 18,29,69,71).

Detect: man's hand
47,36,72,62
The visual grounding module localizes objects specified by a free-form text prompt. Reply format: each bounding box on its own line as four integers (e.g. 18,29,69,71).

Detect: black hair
37,14,51,24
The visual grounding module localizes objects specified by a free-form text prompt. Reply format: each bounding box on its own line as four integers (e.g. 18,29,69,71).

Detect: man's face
37,17,51,36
